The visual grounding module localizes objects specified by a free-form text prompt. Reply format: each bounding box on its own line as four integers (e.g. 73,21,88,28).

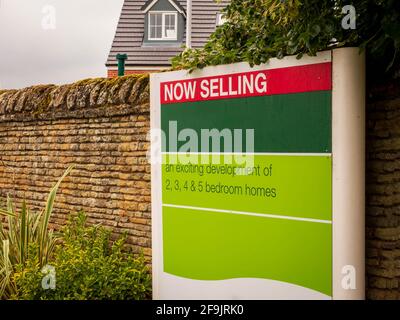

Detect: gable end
141,0,186,17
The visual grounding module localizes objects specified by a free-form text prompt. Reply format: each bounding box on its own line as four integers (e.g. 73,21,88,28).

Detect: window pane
150,13,162,39
165,14,175,28
156,25,162,38
150,25,162,39
156,14,162,26
164,14,176,38
170,14,175,26
165,14,169,26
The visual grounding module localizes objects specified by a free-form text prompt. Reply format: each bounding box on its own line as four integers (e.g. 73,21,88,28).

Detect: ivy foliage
172,0,400,75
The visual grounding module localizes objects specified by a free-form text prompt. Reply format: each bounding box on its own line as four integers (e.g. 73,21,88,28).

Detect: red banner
160,62,332,104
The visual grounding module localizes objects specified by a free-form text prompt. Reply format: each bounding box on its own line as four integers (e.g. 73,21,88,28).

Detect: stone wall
0,75,152,257
1,72,400,298
366,79,400,299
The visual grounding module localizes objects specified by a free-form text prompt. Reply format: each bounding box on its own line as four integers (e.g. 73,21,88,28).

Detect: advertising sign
150,49,365,300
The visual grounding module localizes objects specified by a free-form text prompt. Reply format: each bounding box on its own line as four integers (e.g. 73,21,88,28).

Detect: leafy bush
13,212,151,300
0,166,73,299
172,0,400,76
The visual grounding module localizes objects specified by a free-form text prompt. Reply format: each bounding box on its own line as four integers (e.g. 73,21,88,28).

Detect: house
106,0,229,77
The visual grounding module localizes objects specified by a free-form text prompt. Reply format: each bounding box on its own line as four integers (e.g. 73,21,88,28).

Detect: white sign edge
332,47,366,300
150,48,366,300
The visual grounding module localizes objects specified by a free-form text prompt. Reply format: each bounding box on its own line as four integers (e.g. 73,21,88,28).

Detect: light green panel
163,206,332,296
162,154,332,221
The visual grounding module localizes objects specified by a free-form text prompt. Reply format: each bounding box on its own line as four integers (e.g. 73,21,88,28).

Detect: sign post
150,48,365,300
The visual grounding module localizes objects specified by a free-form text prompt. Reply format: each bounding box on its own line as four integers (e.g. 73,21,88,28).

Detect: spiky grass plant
0,165,74,299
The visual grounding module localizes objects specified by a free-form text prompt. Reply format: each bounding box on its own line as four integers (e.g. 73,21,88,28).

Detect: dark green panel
161,91,332,153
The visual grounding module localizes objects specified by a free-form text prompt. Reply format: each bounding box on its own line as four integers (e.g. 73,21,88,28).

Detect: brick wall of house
107,69,160,78
0,75,152,257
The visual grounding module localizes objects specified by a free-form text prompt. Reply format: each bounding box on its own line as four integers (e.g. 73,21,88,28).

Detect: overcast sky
0,0,124,89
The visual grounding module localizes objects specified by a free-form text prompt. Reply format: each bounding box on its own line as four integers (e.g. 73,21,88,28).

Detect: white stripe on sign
162,204,332,224
162,152,332,157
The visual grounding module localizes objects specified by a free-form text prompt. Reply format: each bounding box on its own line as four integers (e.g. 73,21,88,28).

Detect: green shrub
0,165,74,299
172,0,400,76
13,212,151,300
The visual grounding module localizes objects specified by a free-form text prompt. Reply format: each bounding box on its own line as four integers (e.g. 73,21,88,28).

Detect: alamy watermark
341,265,357,290
341,5,357,30
148,121,256,168
41,5,56,30
41,265,56,290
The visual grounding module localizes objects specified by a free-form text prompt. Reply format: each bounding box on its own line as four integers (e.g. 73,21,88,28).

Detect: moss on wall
0,75,150,120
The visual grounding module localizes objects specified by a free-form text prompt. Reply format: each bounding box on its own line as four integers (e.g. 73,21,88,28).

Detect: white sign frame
150,48,365,300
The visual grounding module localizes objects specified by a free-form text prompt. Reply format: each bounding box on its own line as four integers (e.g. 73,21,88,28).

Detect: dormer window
149,12,178,40
141,0,185,45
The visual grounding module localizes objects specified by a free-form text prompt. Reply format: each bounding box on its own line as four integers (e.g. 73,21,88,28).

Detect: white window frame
148,11,178,41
